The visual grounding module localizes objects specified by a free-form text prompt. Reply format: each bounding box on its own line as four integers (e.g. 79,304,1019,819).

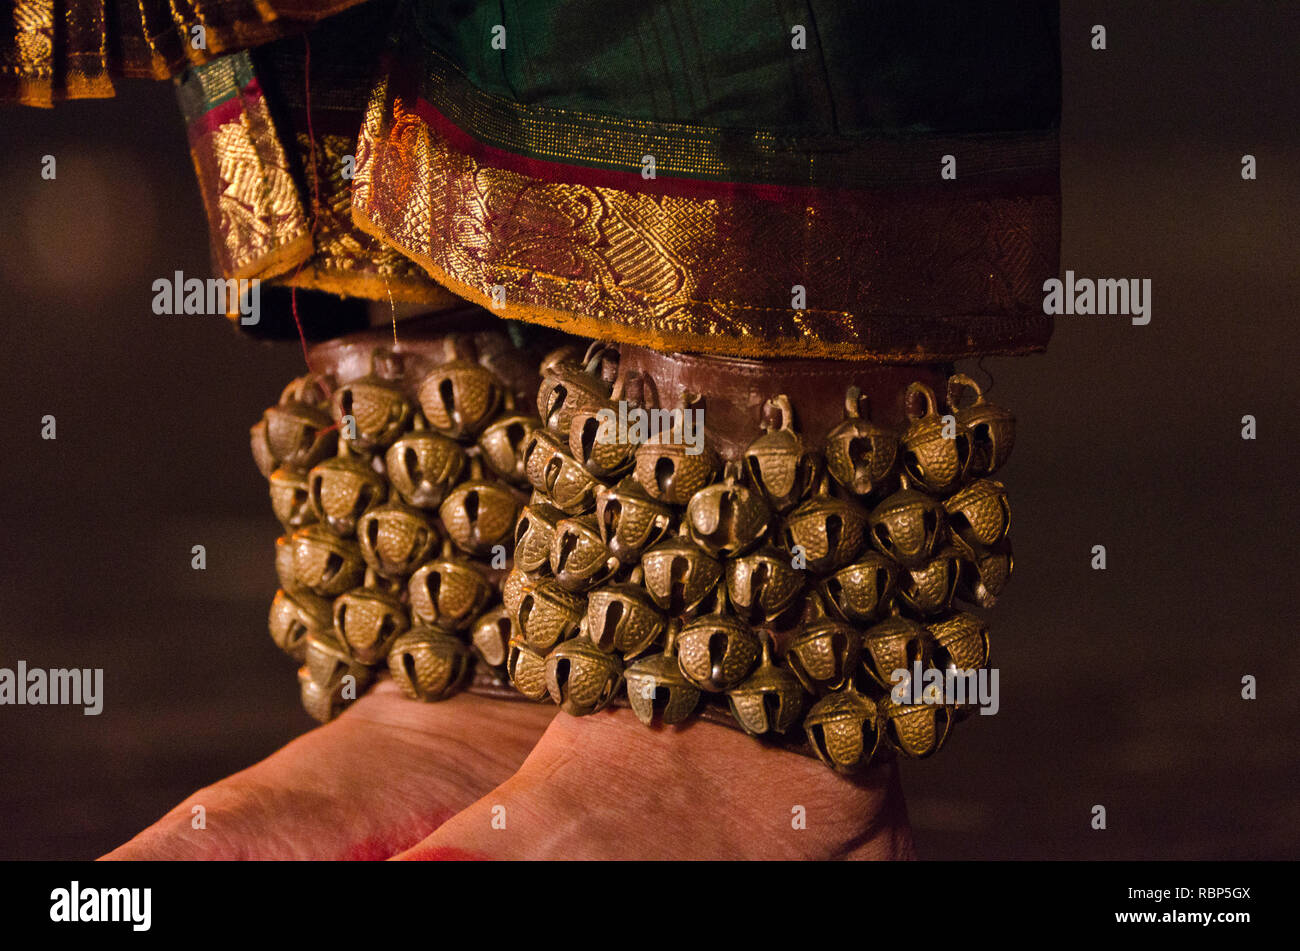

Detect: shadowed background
0,1,1296,859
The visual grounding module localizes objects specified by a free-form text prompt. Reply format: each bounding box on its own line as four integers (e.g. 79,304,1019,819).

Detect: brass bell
506,634,551,701
515,576,586,651
250,418,277,480
332,569,410,664
640,536,722,615
676,614,761,692
785,593,862,694
471,606,516,668
684,464,771,558
568,404,636,480
946,373,1015,476
299,632,374,723
897,547,962,617
545,630,624,715
331,350,413,453
877,692,953,759
725,544,806,624
743,395,820,513
416,342,504,439
307,442,387,537
549,513,619,591
290,524,366,598
824,387,899,496
956,538,1013,608
802,686,880,773
868,478,947,569
782,474,869,574
928,611,991,673
478,404,540,487
594,477,674,564
632,406,721,506
820,551,897,623
899,382,969,494
945,478,1011,549
357,501,438,578
274,534,300,593
585,566,666,658
387,628,473,702
438,460,520,557
384,414,467,509
861,614,936,690
268,588,332,661
407,542,493,631
268,467,317,531
501,565,538,617
726,635,804,735
624,627,701,725
536,349,614,435
513,500,565,574
261,374,338,472
522,428,603,514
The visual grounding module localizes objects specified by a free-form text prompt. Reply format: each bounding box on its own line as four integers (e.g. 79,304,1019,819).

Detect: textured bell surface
957,539,1013,608
307,448,387,537
927,612,991,673
268,467,317,531
945,479,1011,548
537,356,614,434
262,382,338,472
861,616,936,690
439,478,520,557
356,502,438,578
947,374,1016,477
594,477,674,564
726,640,804,735
821,552,897,623
268,588,332,661
624,649,701,725
549,514,618,591
515,577,586,651
585,570,666,658
782,480,869,574
290,524,366,598
824,387,900,497
274,534,300,592
632,432,721,506
506,634,551,701
522,429,603,514
743,396,820,513
332,373,412,453
387,628,473,702
640,536,722,615
803,688,880,773
416,359,504,439
877,693,954,759
868,485,947,569
471,606,516,668
298,667,351,724
787,616,863,695
333,584,410,665
479,413,540,486
407,555,493,631
384,419,467,509
513,501,565,574
501,566,539,617
544,636,624,715
250,418,277,480
725,544,806,624
568,405,636,480
899,382,970,494
897,548,962,617
676,614,761,692
684,473,771,558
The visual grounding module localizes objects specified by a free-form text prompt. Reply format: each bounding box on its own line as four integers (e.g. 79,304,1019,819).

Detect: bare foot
394,705,914,860
101,681,556,860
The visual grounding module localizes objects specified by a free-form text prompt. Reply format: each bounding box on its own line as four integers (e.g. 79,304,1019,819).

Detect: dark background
1,2,1296,859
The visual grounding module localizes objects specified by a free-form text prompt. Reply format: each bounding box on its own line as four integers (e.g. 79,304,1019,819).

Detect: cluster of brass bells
505,360,1016,773
255,339,552,722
